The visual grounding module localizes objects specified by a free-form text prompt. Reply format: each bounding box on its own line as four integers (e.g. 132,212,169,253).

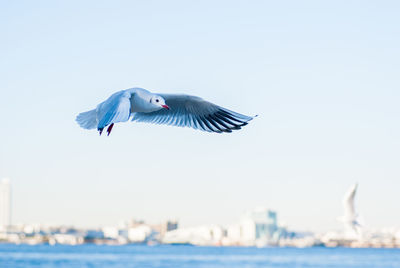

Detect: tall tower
0,178,11,229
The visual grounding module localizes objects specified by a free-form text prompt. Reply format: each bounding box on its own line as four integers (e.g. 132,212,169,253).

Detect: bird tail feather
76,109,97,129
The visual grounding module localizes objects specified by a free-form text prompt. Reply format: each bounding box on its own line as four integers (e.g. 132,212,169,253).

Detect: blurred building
162,224,223,246
128,225,153,243
160,220,178,236
240,207,279,245
224,207,282,246
102,226,119,239
0,178,11,230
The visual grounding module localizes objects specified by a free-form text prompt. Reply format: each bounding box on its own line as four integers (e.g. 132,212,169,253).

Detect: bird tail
76,109,97,129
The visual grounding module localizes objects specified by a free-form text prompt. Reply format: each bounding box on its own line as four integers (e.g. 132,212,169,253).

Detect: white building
226,224,241,244
128,225,152,242
225,207,280,246
0,178,11,230
162,225,224,246
241,207,279,245
102,226,119,239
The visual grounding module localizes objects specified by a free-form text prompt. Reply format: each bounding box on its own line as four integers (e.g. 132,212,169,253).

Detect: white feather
76,109,97,129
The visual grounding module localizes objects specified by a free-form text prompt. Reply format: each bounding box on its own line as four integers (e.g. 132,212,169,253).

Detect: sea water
0,244,399,268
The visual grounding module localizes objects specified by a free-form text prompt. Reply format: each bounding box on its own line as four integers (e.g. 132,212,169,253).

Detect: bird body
76,87,255,135
338,183,362,234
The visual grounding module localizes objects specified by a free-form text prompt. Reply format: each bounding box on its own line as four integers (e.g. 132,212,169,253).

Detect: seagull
338,183,362,234
76,88,255,135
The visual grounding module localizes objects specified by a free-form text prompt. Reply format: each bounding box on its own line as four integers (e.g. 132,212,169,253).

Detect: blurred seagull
338,183,362,234
76,88,255,135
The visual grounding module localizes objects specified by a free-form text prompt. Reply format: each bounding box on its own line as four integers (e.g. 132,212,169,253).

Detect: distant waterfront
2,179,400,248
0,244,399,268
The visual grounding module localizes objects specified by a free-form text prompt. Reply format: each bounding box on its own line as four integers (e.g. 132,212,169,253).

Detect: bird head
150,95,170,110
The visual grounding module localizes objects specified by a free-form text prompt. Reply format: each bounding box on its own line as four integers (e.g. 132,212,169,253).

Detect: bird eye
156,99,159,103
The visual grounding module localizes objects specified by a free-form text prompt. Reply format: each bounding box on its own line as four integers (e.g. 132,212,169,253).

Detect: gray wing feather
131,94,254,133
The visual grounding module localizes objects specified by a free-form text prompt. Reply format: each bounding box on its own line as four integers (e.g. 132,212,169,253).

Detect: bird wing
96,90,132,130
342,183,358,220
131,94,255,133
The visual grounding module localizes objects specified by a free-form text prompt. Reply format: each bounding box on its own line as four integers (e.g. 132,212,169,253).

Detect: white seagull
338,183,361,234
76,88,255,135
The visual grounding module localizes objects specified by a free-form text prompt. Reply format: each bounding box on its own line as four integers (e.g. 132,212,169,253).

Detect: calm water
0,244,399,268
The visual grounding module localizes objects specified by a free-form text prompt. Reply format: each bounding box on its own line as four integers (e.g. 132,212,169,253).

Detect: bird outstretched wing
131,94,254,133
343,183,358,219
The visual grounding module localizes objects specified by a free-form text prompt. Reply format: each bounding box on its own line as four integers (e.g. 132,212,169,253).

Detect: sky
0,0,399,232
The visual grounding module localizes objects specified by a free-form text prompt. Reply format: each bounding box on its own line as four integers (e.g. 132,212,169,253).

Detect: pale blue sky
0,1,399,232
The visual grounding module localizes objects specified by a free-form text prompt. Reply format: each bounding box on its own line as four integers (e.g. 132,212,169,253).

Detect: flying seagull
338,183,362,234
76,88,255,135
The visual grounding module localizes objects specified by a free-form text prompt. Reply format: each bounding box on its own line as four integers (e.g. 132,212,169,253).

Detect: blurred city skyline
1,1,400,232
2,179,400,249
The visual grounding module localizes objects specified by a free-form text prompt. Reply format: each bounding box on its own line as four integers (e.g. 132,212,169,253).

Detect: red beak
162,104,170,110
